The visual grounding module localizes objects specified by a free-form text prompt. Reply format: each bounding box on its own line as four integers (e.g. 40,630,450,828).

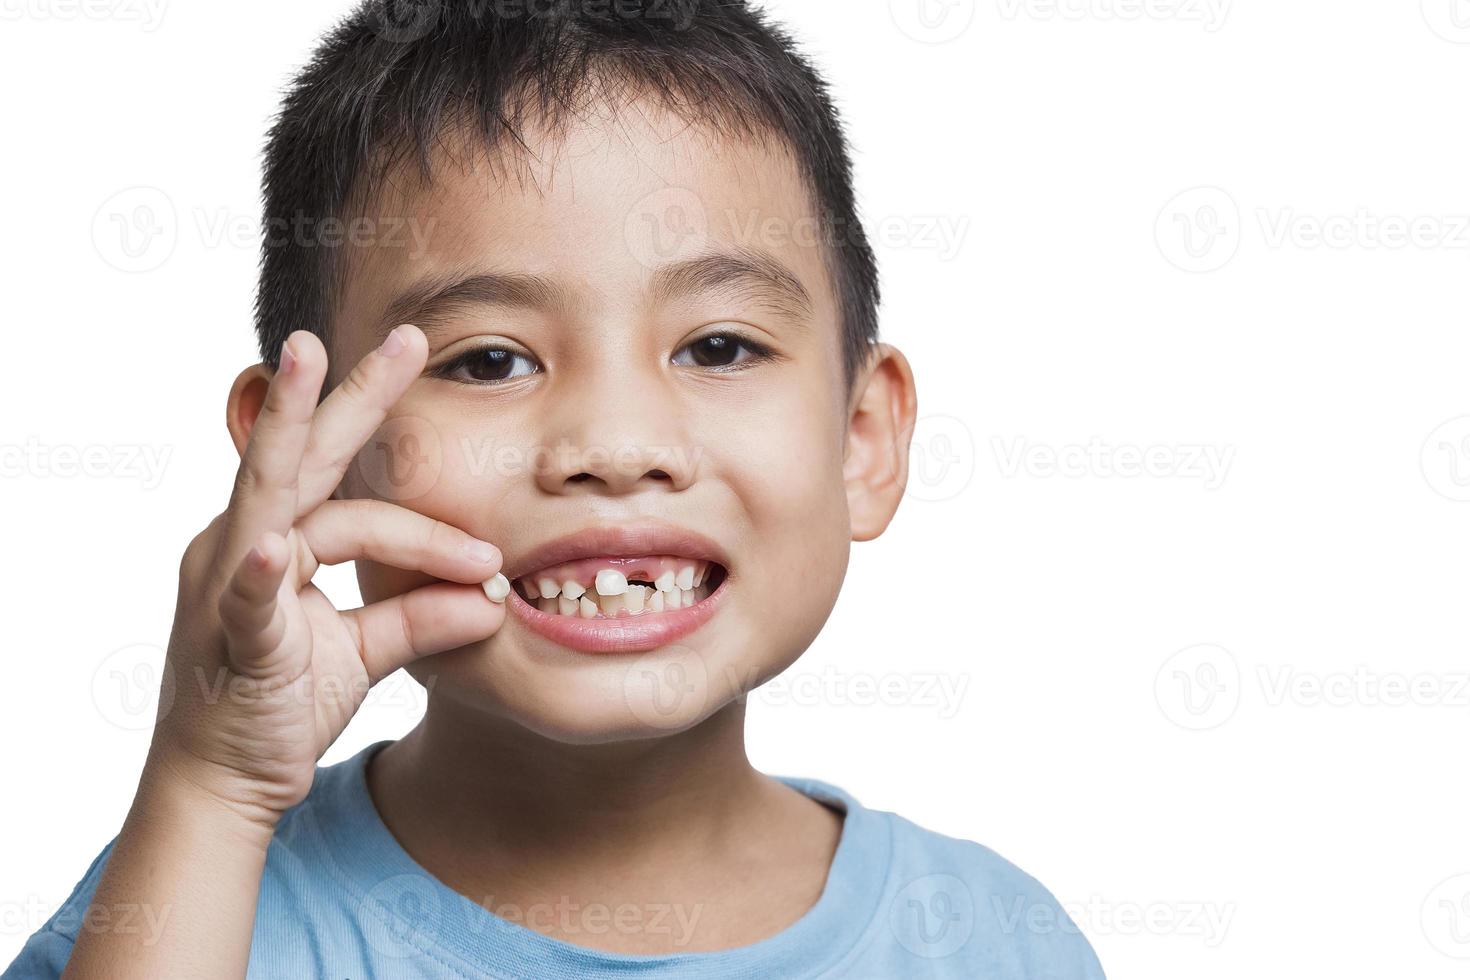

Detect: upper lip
502,523,732,581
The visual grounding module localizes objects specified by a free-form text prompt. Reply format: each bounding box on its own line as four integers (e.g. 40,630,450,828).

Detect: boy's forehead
332,100,836,358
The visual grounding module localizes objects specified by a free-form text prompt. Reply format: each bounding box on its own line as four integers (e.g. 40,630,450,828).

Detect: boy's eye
672,333,773,370
435,346,540,384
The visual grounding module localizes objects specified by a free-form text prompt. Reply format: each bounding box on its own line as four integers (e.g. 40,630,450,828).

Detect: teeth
482,573,510,603
625,584,647,613
595,569,628,596
514,562,719,618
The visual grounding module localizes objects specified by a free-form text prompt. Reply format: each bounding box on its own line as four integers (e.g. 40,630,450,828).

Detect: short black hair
255,0,879,383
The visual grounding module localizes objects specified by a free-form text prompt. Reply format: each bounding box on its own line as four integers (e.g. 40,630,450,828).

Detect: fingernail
279,339,297,375
482,573,510,603
379,325,408,358
464,538,498,563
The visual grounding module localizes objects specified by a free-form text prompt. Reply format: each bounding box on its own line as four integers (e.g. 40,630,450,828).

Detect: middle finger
294,322,429,514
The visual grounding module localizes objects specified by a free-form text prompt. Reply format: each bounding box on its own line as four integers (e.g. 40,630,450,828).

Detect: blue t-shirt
4,742,1104,978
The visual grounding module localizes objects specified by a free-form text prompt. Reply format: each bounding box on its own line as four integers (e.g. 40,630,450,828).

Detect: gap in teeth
518,558,716,618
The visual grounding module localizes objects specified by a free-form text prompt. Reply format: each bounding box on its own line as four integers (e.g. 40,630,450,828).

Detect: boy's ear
225,363,273,459
226,362,348,502
844,343,918,541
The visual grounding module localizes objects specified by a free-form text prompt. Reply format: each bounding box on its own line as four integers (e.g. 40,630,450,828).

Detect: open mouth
497,527,732,654
510,556,726,619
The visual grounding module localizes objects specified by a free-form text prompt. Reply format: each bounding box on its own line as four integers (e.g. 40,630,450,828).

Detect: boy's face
322,99,910,743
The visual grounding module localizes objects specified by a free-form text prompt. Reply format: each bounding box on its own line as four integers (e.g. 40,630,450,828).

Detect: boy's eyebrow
650,249,813,323
372,249,812,343
375,271,574,342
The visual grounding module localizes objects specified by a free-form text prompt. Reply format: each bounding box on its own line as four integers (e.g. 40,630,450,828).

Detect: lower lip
507,577,729,654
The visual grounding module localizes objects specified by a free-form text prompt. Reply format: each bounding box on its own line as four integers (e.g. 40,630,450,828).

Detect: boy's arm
54,327,505,978
60,762,275,980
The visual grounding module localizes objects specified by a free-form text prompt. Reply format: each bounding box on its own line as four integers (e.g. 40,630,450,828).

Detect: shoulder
2,752,365,980
1,837,117,979
875,804,1105,979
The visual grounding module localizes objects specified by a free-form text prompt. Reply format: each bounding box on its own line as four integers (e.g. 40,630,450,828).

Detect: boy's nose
532,373,697,496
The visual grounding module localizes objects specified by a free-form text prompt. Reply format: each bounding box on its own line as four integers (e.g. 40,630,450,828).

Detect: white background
3,1,1469,977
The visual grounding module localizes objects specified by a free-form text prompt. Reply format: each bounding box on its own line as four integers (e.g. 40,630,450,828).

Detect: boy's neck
372,697,766,853
366,695,844,953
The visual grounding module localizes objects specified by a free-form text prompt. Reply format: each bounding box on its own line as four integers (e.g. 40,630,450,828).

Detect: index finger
220,330,328,568
294,323,429,514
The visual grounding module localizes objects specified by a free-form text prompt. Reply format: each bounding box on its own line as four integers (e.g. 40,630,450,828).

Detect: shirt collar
301,740,891,980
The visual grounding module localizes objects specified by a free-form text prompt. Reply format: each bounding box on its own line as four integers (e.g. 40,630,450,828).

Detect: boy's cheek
696,396,847,514
713,424,852,609
344,417,529,604
344,391,851,590
356,560,427,609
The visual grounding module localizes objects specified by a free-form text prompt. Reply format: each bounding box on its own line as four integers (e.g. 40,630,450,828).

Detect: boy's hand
152,325,503,828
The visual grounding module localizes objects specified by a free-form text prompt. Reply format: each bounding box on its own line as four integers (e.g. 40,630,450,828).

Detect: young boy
6,2,1104,977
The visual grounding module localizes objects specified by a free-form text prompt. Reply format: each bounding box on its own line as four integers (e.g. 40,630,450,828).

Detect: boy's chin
405,636,761,745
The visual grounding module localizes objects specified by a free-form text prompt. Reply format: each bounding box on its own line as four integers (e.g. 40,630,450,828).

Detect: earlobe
844,344,918,541
225,362,275,459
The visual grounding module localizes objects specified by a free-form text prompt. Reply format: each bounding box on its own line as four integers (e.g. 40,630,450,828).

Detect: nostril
559,468,674,489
